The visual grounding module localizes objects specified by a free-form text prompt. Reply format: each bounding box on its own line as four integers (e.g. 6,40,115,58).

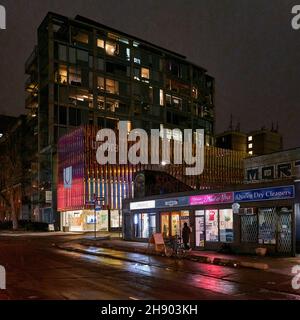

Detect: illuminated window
73,32,89,44
141,67,150,79
56,65,68,84
106,41,118,56
205,209,219,242
106,98,119,112
97,38,105,48
97,77,105,90
160,89,164,106
126,48,131,61
249,151,253,155
106,79,119,95
133,41,139,47
192,86,198,99
248,136,253,142
97,96,105,110
248,143,253,149
69,66,81,86
219,209,233,242
134,57,141,64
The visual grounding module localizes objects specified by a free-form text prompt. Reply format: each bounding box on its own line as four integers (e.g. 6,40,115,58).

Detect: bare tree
0,133,23,230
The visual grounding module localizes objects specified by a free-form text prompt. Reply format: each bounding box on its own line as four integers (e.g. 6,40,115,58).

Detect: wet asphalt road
0,235,299,300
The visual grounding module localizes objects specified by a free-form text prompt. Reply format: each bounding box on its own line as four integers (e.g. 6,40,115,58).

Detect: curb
59,240,270,271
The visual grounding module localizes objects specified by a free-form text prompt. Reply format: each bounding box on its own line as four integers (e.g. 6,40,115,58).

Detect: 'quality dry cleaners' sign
234,186,295,202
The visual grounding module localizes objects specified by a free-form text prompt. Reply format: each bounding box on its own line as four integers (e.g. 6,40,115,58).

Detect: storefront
123,182,300,256
61,209,122,232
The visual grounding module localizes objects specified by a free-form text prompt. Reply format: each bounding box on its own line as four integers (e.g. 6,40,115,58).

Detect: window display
219,209,233,242
205,209,219,242
134,213,156,238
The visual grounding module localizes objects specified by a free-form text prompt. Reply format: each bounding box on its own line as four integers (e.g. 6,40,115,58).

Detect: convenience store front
123,183,299,256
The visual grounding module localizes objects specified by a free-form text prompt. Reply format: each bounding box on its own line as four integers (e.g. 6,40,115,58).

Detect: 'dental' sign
234,185,295,202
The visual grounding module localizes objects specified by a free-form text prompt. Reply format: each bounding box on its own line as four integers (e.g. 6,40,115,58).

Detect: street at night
0,234,299,300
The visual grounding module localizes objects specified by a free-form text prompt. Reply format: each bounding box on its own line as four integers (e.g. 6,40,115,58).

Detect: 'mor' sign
0,5,6,30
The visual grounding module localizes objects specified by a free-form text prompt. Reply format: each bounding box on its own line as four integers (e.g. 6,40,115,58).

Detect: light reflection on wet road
0,235,299,300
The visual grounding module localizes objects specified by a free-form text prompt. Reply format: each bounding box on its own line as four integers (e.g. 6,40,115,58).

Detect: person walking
182,222,191,250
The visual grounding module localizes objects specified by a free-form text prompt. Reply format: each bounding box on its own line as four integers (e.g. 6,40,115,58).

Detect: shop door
277,213,292,254
195,215,205,248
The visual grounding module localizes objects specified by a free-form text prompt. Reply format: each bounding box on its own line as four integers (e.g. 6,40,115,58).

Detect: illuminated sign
63,166,72,189
156,197,189,209
130,200,155,210
234,185,295,202
189,192,234,206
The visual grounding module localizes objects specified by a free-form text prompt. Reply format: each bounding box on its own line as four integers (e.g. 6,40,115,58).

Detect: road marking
129,296,139,300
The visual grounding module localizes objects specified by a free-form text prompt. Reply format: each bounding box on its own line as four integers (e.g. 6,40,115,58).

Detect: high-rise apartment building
25,12,215,221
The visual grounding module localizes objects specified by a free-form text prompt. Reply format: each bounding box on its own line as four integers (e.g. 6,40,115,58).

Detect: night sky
0,0,299,148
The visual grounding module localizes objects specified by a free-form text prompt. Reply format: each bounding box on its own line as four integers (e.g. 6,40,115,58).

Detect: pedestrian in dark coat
182,223,191,250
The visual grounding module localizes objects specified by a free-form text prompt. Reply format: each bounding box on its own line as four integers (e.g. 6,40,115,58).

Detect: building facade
25,12,216,222
57,126,246,232
244,148,300,183
124,181,300,256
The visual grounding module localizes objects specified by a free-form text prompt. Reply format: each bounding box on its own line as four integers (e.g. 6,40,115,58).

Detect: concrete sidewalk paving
57,238,300,273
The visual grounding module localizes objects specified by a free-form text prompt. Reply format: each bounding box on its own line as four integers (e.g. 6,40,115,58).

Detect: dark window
59,106,67,125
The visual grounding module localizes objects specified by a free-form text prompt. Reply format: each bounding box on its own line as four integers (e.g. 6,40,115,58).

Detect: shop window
134,213,153,239
241,215,258,243
106,79,119,95
161,214,169,238
106,41,118,56
110,210,122,228
219,209,233,243
258,208,277,244
171,213,180,237
205,209,219,242
97,38,105,48
141,68,150,79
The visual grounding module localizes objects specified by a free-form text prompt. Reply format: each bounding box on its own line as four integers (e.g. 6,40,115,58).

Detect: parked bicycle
164,235,190,259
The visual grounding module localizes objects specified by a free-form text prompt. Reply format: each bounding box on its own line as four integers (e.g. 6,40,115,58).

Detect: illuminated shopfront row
123,183,300,256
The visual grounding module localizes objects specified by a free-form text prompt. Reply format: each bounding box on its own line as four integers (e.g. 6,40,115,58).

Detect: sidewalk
56,237,300,273
0,231,85,237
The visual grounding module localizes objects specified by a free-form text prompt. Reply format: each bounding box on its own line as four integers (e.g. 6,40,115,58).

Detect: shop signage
130,200,155,210
189,192,234,206
63,166,72,189
156,197,189,209
234,185,295,202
